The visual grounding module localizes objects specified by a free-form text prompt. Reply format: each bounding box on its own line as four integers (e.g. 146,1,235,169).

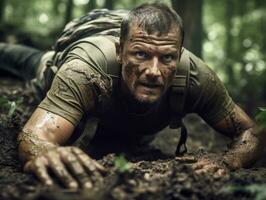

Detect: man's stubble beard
122,81,161,113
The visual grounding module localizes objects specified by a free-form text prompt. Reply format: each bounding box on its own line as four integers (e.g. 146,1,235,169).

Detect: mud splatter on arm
17,128,57,162
213,104,264,169
17,108,74,163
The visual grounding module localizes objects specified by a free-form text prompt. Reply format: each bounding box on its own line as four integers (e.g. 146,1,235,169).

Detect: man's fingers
192,161,205,170
175,156,197,163
34,162,54,186
216,168,228,177
192,159,216,171
60,150,92,189
194,164,219,174
24,147,106,189
194,168,207,174
24,159,53,186
203,164,218,172
193,159,229,176
72,148,105,183
47,153,78,189
72,147,106,173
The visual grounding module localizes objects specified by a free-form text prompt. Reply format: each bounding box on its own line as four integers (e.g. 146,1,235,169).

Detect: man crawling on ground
0,3,264,189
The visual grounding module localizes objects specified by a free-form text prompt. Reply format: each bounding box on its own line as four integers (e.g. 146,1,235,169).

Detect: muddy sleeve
186,51,235,126
38,42,112,126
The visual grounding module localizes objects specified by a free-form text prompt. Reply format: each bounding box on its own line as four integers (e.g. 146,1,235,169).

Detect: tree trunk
64,0,74,25
171,0,203,58
132,0,137,6
0,0,7,24
85,0,97,13
104,0,114,10
53,0,61,15
225,0,235,85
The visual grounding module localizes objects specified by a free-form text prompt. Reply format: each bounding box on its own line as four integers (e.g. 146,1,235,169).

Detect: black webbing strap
175,122,188,155
169,48,190,155
73,117,99,150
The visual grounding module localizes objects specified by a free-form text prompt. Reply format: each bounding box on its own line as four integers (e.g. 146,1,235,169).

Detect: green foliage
114,154,132,173
203,0,266,113
0,96,23,117
221,184,266,200
0,0,172,48
255,107,266,128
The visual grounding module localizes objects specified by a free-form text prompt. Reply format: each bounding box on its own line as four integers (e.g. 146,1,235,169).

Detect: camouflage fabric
53,9,127,53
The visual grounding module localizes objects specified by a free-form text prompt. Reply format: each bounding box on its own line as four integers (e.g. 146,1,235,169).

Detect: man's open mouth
139,82,162,88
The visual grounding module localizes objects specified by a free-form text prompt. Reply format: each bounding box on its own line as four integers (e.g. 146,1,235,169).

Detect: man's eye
135,51,147,59
162,54,174,62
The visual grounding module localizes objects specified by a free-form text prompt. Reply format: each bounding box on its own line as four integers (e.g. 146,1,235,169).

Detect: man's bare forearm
223,127,265,169
17,128,57,162
18,128,106,189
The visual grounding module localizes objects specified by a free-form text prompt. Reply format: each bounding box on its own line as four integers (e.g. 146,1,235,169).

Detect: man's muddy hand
23,146,106,189
192,158,229,178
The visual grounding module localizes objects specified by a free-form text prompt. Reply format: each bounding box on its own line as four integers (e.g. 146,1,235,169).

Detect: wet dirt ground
1,78,266,200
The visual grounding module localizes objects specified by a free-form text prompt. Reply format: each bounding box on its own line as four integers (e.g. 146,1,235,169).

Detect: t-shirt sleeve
185,51,235,125
38,41,112,126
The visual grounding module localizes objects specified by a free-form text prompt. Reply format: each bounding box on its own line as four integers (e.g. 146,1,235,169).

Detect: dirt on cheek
160,67,175,86
123,60,141,85
123,62,134,78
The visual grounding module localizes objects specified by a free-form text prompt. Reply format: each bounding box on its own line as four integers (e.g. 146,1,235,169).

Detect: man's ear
115,41,122,63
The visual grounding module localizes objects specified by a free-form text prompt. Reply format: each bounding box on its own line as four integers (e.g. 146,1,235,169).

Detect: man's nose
145,57,161,77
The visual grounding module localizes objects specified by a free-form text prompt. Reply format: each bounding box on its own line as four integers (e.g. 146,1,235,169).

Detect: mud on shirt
38,35,234,142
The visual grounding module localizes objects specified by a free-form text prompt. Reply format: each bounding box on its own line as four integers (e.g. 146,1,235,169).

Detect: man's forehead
127,23,181,44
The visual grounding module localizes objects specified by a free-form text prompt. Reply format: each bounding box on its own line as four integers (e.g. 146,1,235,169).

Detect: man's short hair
120,3,184,46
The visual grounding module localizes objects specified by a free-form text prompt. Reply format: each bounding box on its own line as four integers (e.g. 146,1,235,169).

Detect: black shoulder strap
169,48,190,129
169,48,190,155
73,117,100,150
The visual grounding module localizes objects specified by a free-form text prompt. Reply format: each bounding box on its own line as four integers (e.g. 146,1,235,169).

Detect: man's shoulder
67,35,117,56
179,48,220,91
55,35,121,100
74,35,118,49
62,35,120,74
180,48,214,78
178,48,228,113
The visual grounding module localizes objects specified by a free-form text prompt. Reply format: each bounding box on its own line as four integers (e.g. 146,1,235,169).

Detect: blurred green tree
85,0,97,13
0,0,7,24
203,0,266,114
105,0,114,10
172,0,203,58
65,0,74,25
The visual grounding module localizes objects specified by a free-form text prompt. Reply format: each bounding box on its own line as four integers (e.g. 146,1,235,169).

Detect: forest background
0,0,265,117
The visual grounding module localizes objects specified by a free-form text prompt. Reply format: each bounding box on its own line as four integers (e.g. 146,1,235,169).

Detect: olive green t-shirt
38,36,234,129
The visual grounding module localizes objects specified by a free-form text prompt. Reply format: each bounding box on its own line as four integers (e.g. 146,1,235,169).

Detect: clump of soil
0,78,266,200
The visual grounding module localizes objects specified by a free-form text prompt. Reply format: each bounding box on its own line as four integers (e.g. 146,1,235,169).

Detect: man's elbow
224,127,265,170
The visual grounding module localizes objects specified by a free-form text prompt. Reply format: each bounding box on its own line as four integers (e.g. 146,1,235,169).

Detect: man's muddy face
117,24,182,104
